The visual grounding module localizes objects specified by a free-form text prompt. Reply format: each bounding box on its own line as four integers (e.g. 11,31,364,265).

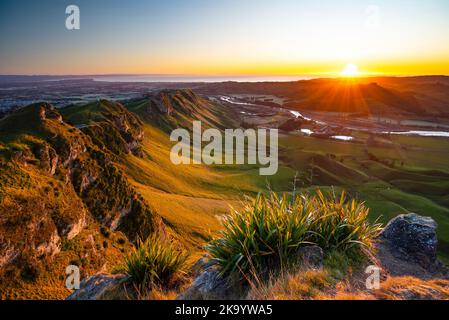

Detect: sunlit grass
206,190,382,278
122,235,188,288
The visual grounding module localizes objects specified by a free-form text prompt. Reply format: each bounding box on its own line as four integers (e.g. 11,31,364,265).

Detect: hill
1,88,449,299
193,76,449,117
0,89,260,299
0,101,160,299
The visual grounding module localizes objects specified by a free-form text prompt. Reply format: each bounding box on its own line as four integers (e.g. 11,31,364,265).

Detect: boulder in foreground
376,213,448,278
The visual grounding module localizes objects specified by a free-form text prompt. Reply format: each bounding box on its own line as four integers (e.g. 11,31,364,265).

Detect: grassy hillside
278,132,449,262
0,102,159,299
120,92,297,257
121,90,449,263
193,76,449,117
1,89,449,299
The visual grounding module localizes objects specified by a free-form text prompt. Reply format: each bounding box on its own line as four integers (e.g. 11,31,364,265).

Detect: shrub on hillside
206,190,382,278
122,235,188,288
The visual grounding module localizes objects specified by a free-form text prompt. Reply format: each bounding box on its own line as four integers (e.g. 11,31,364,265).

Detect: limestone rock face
0,242,19,269
147,95,173,116
35,230,61,258
38,144,59,175
62,211,87,240
0,101,160,293
39,104,63,122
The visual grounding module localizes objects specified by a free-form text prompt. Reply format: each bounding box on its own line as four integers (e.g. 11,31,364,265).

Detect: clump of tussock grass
206,190,382,279
122,235,188,288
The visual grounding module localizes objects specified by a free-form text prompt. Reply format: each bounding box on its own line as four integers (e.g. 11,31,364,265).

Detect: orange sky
1,0,449,76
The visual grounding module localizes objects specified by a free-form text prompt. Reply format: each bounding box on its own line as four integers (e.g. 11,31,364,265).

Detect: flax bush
206,190,382,278
123,235,188,287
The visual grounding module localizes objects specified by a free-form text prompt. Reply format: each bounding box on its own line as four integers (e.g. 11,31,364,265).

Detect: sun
340,63,360,77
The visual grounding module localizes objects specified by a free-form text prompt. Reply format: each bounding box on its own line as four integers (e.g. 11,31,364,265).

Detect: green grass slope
2,88,449,299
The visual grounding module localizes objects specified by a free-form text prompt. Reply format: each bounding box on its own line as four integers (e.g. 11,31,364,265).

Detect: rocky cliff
61,100,145,157
128,89,236,132
0,102,161,299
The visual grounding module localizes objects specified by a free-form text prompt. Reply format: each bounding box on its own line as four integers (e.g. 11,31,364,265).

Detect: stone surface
66,273,134,300
0,242,19,269
177,268,245,300
190,255,210,276
63,211,87,240
295,245,324,269
377,213,448,278
35,230,61,258
380,213,438,267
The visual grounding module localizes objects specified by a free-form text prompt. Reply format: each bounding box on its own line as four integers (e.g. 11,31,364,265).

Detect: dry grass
248,270,449,300
248,269,333,300
132,284,181,300
367,276,449,300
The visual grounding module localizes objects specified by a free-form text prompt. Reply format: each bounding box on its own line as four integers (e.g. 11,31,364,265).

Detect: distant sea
0,74,318,84
0,74,315,110
92,74,316,83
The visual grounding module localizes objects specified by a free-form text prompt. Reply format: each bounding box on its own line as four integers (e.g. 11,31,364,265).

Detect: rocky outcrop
39,102,156,240
0,241,19,269
381,213,438,265
62,210,87,240
144,89,208,117
140,89,227,133
376,213,448,279
35,230,61,258
0,102,160,279
145,92,174,115
109,205,132,231
177,268,244,300
74,100,145,157
37,144,59,175
39,104,63,123
66,273,135,300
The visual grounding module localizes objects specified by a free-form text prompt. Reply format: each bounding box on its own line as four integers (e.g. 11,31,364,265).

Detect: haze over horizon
1,0,449,76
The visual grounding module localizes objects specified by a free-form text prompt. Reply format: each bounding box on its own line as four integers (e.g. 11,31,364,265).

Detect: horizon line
1,73,448,79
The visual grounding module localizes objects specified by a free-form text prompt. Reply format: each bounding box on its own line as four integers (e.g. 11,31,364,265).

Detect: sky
1,0,449,76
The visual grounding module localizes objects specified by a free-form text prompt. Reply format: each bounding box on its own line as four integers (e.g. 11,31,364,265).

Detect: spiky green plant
206,190,382,279
123,235,188,287
307,191,381,250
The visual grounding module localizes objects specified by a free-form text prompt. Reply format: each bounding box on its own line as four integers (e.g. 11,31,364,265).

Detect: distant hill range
1,75,448,118
194,76,449,117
